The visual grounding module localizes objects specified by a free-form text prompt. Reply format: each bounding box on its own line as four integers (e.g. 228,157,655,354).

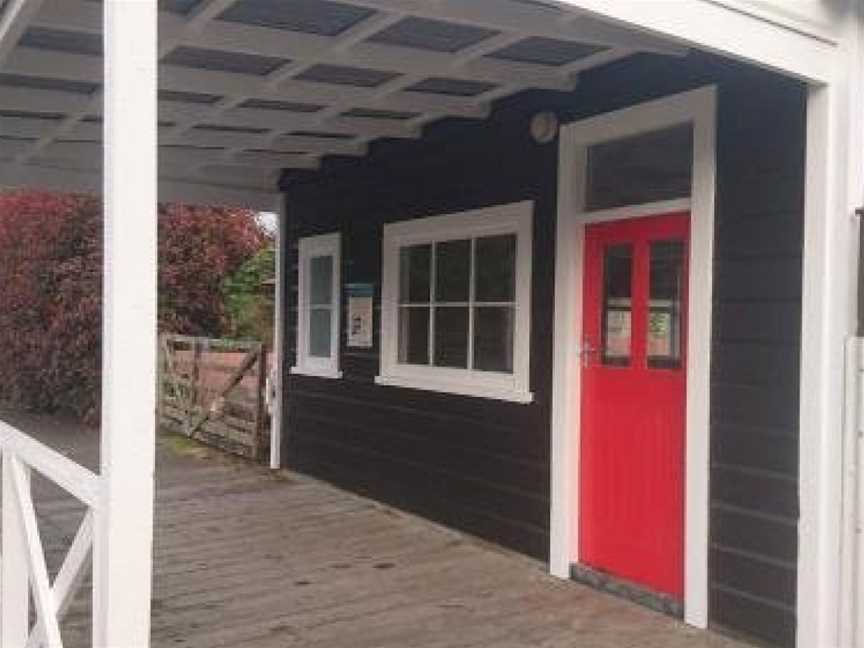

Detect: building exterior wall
280,52,805,646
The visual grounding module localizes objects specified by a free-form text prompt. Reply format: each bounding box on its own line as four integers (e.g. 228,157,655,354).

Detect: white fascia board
552,0,841,83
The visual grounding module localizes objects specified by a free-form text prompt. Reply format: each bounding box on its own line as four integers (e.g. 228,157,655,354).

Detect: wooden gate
158,334,269,461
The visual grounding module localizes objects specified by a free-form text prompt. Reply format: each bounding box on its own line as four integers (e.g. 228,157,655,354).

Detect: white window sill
290,366,343,380
374,374,534,404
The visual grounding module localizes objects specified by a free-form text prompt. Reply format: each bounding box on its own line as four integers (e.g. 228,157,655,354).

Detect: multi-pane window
378,202,533,403
292,233,341,379
397,234,517,373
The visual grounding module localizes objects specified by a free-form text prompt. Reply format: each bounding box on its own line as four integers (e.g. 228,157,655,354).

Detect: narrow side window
293,233,341,379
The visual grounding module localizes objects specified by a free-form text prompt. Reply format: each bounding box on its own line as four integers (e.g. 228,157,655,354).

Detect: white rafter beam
0,161,284,207
29,2,579,91
163,129,368,156
2,48,492,118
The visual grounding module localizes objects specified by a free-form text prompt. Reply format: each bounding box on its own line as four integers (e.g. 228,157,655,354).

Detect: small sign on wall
346,283,374,348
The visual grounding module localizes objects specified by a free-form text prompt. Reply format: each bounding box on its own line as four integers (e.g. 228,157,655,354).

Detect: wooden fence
158,334,269,461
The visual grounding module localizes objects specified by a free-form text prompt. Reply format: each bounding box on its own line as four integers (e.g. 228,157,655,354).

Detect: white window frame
376,201,534,403
291,232,342,379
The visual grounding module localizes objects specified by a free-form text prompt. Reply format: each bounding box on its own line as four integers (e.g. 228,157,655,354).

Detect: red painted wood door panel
580,212,689,599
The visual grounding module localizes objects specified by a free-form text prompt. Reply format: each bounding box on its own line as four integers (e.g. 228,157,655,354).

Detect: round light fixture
530,111,559,144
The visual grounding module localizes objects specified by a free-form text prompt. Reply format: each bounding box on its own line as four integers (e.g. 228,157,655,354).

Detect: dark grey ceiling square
0,109,65,121
240,98,324,112
368,17,499,53
504,0,563,14
0,73,99,95
194,124,270,134
407,77,496,97
160,0,202,13
296,64,399,88
158,89,222,104
162,144,224,152
291,131,354,140
19,27,103,56
87,0,203,15
342,108,418,120
487,36,606,66
163,46,288,76
218,0,375,36
249,148,308,155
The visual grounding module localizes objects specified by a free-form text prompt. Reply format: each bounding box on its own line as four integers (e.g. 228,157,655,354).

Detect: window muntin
586,124,693,212
647,240,685,369
399,234,517,373
379,202,533,403
396,234,517,374
293,233,341,378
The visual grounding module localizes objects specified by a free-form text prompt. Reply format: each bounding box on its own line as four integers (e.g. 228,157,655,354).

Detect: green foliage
0,191,273,423
222,246,276,345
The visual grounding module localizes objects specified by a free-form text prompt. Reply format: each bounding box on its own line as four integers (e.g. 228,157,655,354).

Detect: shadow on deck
5,411,746,648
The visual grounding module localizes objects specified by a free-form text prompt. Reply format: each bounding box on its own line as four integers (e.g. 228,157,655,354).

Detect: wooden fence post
255,344,267,461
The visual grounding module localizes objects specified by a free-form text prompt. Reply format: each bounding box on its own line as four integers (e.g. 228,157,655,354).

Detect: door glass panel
435,239,471,302
475,234,517,302
399,244,431,303
309,255,333,306
586,125,693,211
308,308,332,358
398,306,430,365
474,306,515,373
434,306,469,368
648,240,685,369
602,244,633,366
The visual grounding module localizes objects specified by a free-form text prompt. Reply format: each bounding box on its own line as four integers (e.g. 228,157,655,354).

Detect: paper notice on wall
346,283,374,348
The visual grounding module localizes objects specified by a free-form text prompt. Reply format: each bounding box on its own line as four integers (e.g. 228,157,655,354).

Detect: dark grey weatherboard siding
709,73,804,647
280,53,804,647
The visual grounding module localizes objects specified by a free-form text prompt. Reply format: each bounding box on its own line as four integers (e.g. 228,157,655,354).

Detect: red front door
579,212,689,599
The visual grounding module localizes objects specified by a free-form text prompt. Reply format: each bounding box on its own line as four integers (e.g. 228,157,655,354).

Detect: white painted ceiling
0,0,683,195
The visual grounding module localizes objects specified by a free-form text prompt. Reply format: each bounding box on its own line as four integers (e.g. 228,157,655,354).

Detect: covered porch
4,410,745,648
0,1,862,648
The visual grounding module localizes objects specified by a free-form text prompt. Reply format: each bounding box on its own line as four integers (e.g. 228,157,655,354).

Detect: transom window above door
585,124,693,212
377,202,533,403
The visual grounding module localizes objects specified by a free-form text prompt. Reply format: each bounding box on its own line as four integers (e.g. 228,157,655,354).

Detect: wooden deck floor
6,412,747,648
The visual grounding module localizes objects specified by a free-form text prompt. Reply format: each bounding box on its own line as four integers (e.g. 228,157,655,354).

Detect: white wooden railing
0,420,101,648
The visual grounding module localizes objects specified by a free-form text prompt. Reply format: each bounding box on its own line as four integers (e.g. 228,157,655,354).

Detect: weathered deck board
0,411,749,648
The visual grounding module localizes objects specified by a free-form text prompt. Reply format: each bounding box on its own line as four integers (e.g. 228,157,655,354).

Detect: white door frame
550,86,718,629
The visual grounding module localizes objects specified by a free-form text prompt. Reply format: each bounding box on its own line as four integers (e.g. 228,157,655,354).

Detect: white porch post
93,0,158,646
270,196,286,470
798,8,864,646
